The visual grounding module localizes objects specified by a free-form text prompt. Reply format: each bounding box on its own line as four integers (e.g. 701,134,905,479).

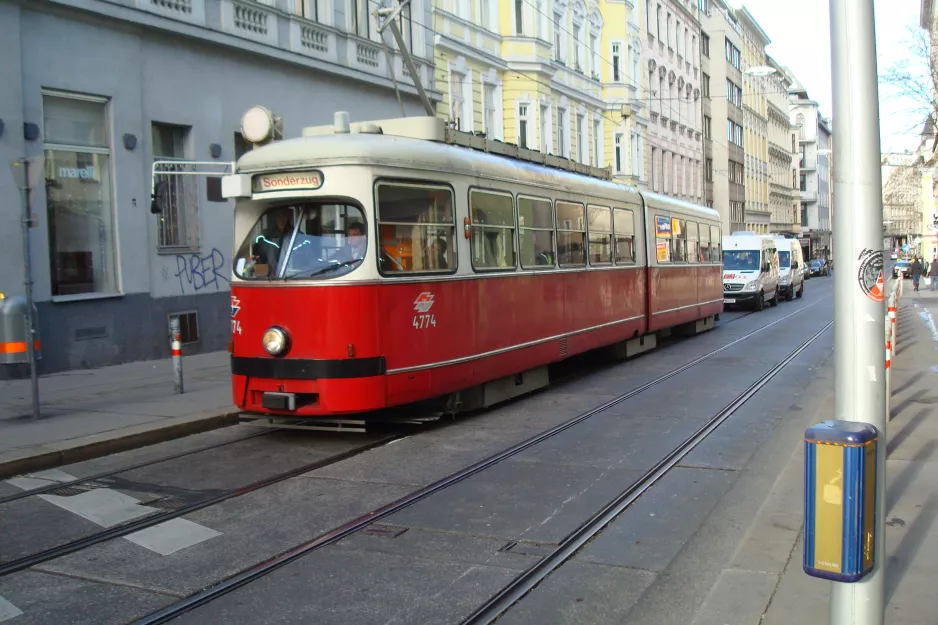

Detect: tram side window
699,224,711,262
655,214,671,264
556,201,586,266
671,219,686,262
588,205,613,265
376,182,456,274
686,222,699,263
519,196,555,269
470,189,516,270
710,225,722,262
613,208,636,264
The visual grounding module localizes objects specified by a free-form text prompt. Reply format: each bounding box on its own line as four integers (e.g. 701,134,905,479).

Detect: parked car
808,259,830,277
893,260,911,279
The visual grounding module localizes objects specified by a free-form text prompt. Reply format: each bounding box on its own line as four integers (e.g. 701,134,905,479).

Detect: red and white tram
219,110,723,418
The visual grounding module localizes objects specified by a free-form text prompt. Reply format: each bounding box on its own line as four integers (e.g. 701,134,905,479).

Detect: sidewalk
0,351,237,478
749,282,938,624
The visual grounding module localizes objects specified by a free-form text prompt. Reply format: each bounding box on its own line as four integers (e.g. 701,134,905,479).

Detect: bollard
885,337,892,419
170,316,184,395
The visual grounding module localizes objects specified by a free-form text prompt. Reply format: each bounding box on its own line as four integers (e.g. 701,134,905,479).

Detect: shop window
556,201,586,266
614,208,636,264
43,93,118,297
152,122,199,249
376,183,455,274
470,189,516,270
588,205,613,265
519,196,555,268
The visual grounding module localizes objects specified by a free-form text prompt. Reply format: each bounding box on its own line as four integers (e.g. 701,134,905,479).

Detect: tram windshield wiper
284,259,362,280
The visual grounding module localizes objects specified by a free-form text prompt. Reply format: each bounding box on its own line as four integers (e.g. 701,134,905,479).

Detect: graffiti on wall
172,248,230,293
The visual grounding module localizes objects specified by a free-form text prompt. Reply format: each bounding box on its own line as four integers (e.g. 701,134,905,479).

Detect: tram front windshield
233,203,367,280
722,250,761,271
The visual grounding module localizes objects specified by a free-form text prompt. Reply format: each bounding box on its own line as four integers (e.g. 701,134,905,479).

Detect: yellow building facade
432,0,642,185
737,8,770,234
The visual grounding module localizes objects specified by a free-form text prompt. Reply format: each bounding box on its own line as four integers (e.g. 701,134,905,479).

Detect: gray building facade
0,0,437,376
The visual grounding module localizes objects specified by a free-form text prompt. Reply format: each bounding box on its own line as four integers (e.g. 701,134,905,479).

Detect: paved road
0,280,835,624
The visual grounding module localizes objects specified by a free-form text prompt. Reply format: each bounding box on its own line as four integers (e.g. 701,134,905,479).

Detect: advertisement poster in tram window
655,216,672,238
671,218,682,237
656,241,670,262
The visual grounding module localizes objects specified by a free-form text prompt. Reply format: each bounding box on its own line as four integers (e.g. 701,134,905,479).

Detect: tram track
0,433,403,578
130,296,831,625
461,320,833,624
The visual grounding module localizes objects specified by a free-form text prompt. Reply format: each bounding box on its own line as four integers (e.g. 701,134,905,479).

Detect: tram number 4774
413,314,436,330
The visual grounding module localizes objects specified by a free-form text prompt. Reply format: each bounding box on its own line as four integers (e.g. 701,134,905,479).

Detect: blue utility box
804,420,878,582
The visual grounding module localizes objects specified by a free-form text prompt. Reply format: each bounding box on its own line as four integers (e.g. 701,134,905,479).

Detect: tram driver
334,221,367,264
252,207,295,272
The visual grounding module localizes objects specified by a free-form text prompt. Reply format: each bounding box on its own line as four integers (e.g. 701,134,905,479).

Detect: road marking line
5,471,221,555
0,596,23,622
126,519,222,556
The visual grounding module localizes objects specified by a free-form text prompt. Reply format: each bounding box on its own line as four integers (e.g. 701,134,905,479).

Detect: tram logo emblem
413,292,435,313
231,296,241,318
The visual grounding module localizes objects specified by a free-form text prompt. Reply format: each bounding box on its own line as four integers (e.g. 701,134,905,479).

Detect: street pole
16,158,40,421
829,0,886,624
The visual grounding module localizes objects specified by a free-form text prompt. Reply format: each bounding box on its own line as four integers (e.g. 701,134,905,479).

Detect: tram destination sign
253,170,323,193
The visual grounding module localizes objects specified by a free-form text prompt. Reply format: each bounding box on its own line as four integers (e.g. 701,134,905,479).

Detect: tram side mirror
150,180,169,214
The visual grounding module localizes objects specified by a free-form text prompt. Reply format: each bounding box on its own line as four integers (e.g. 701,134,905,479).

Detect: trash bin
0,293,41,365
804,420,877,582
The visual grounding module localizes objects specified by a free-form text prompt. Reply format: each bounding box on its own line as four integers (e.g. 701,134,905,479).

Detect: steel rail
462,320,833,624
0,435,401,577
132,297,830,625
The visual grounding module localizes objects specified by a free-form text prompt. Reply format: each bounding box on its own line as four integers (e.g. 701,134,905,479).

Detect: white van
772,237,805,301
722,234,781,311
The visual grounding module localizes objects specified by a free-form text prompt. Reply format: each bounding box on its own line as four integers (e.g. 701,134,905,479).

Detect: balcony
800,190,817,202
69,0,438,96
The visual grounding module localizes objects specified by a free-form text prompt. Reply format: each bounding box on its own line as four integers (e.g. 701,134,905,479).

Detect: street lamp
744,66,777,77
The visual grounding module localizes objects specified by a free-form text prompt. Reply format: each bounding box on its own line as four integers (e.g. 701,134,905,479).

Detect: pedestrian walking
929,257,938,292
911,256,925,292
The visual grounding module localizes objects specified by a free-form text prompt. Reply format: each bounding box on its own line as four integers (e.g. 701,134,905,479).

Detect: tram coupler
803,420,878,582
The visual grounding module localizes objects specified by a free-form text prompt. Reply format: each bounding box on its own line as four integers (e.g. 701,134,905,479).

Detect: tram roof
235,115,719,222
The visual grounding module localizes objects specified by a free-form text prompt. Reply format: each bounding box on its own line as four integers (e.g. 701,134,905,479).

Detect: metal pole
170,317,184,395
18,158,40,421
829,0,886,623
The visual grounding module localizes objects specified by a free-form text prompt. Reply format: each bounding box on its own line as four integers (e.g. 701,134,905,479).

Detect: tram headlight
262,327,289,356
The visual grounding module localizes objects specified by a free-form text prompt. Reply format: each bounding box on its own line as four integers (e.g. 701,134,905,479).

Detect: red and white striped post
885,335,892,417
170,316,184,394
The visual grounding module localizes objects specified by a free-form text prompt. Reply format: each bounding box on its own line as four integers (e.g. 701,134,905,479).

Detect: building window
169,311,200,345
793,170,798,189
558,106,569,158
725,39,741,69
298,0,320,21
797,114,805,139
590,33,599,77
631,133,641,179
540,103,550,153
666,13,673,49
702,73,710,97
574,22,583,70
592,117,601,166
656,5,663,40
614,133,623,173
612,43,622,81
554,11,564,61
351,0,369,38
792,133,797,152
735,123,743,147
702,34,710,57
43,93,118,297
450,71,465,130
152,122,199,250
703,115,711,139
576,113,585,163
801,202,808,226
518,104,529,149
800,174,807,191
651,147,658,191
515,0,524,34
705,157,713,182
484,83,496,138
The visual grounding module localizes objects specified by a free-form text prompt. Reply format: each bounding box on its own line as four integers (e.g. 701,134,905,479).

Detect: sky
740,0,926,154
